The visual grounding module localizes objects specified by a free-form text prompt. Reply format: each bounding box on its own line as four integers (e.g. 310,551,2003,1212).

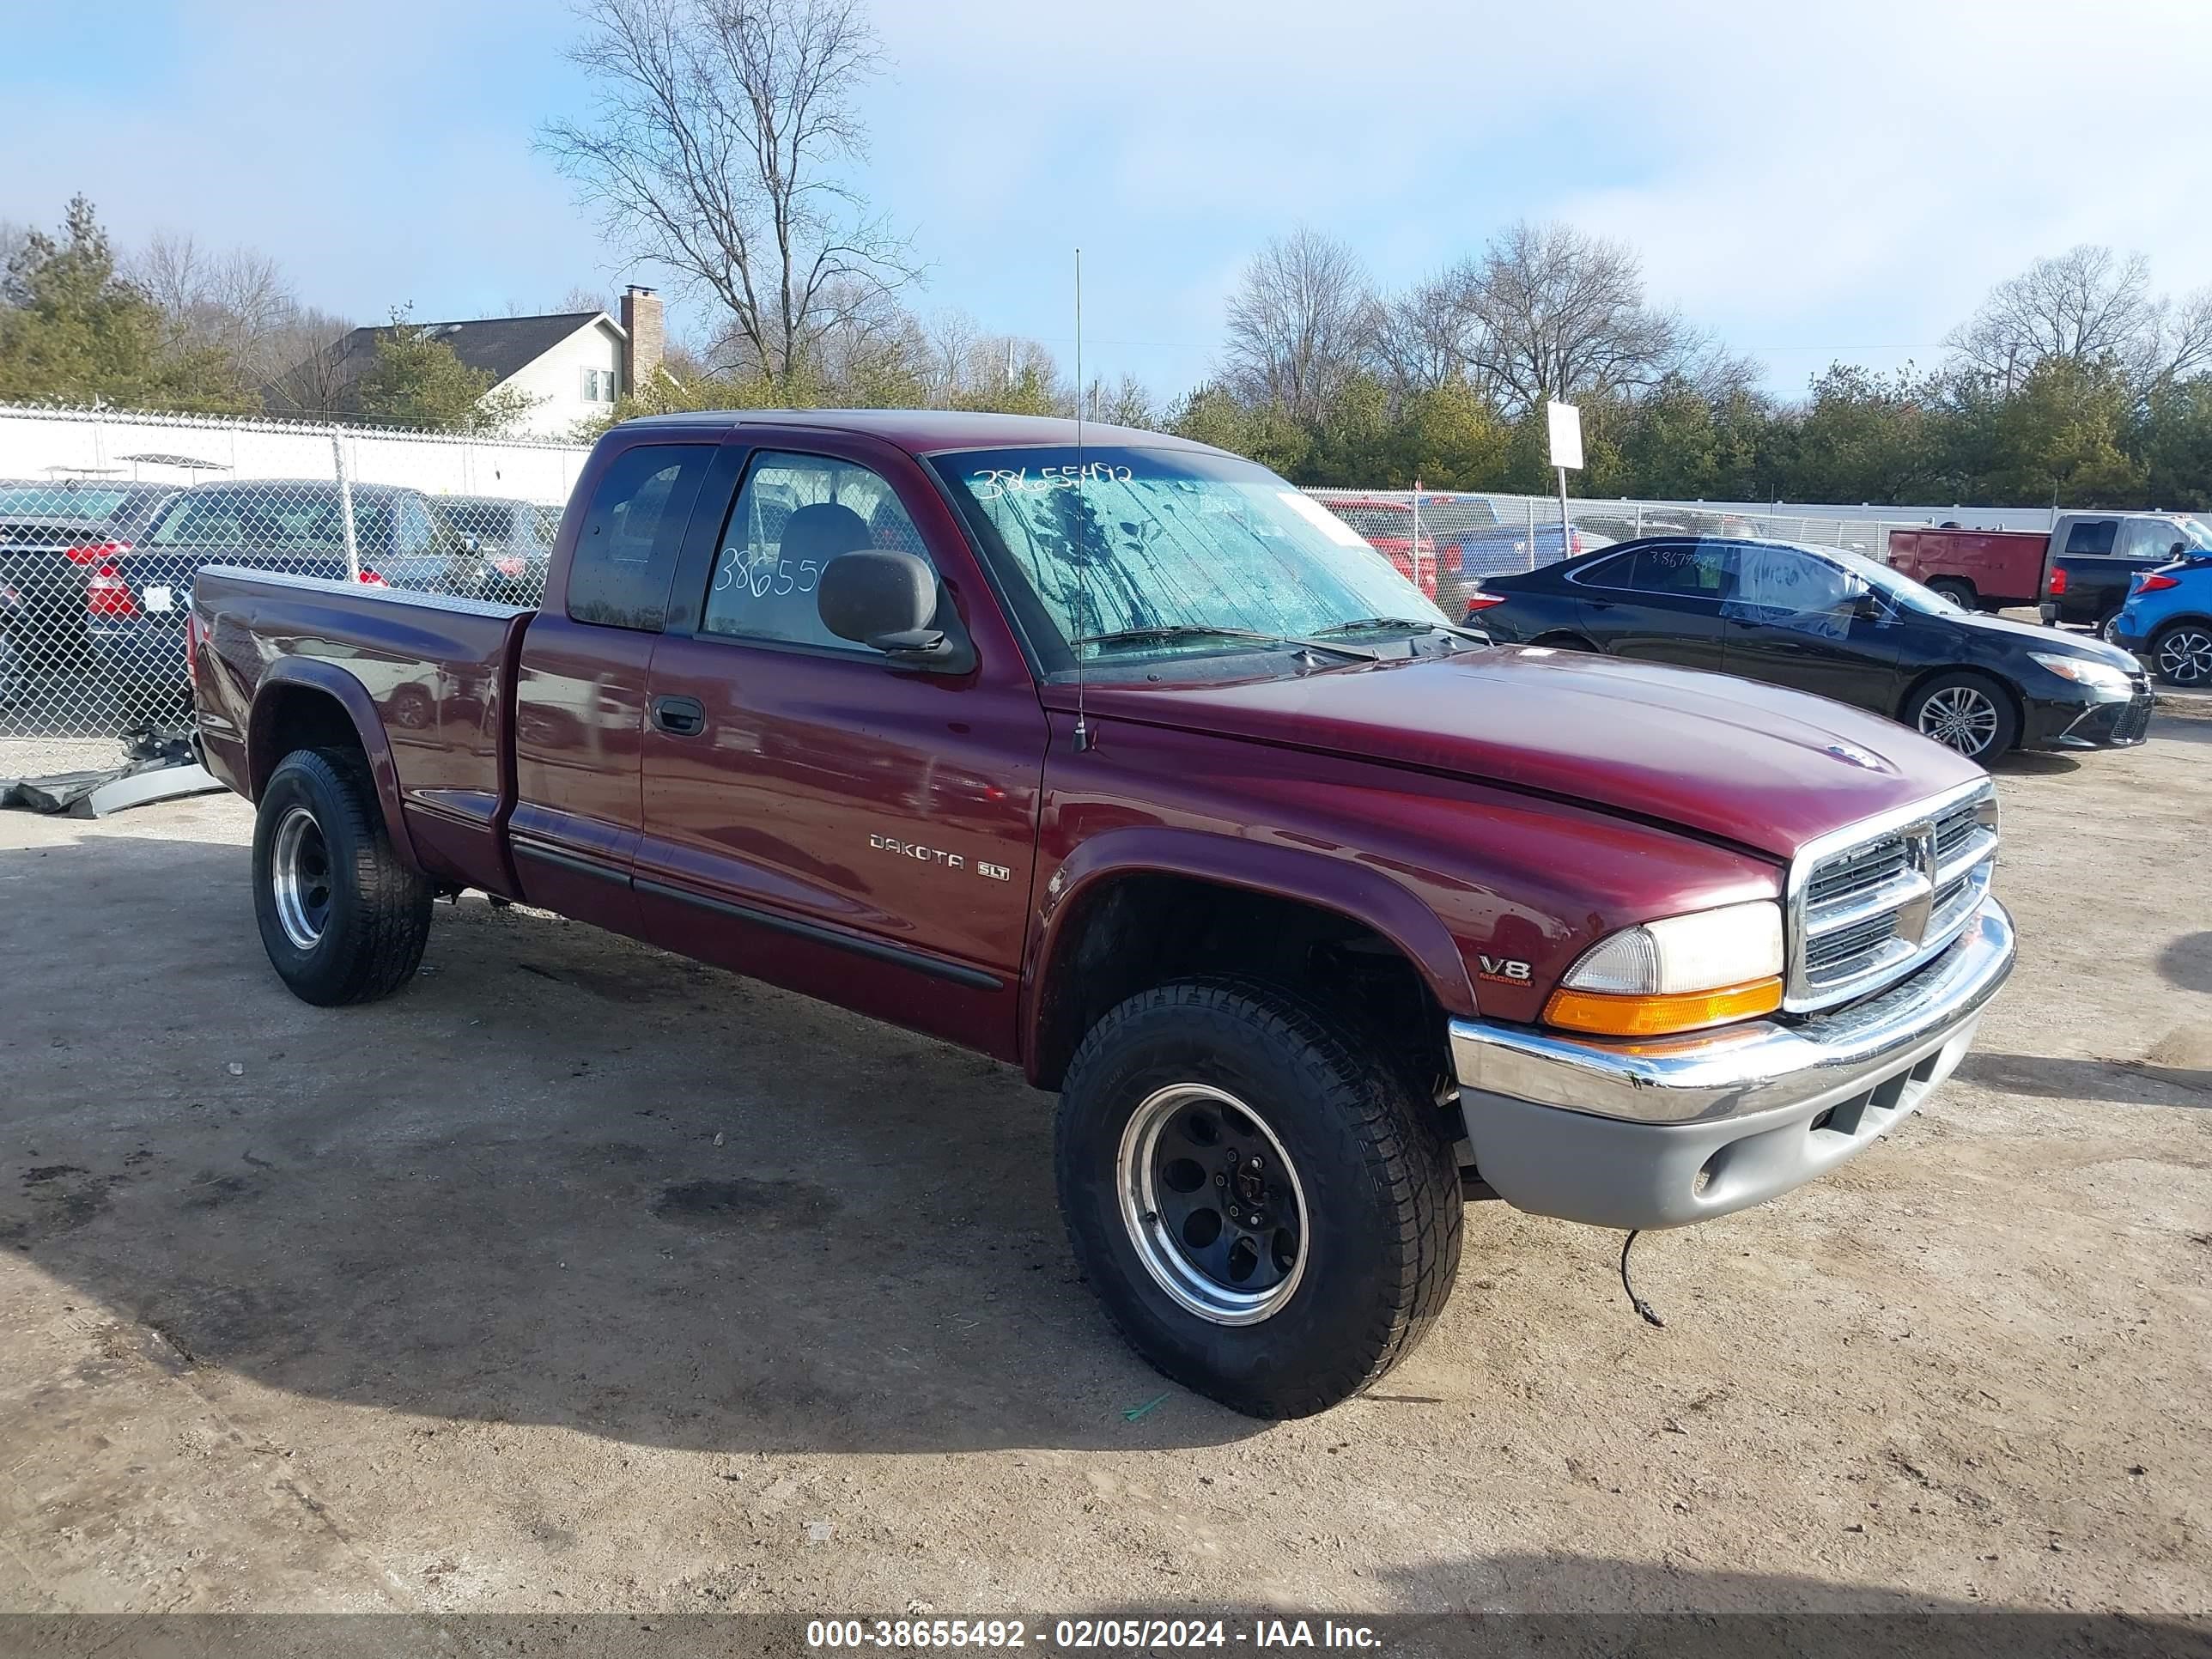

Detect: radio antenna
1072,245,1092,753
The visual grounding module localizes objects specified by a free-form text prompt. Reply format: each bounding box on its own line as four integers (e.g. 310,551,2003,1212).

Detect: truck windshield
930,445,1445,675
2178,518,2212,551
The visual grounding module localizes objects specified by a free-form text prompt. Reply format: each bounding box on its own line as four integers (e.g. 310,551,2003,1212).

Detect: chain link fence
0,405,586,780
1,403,1936,784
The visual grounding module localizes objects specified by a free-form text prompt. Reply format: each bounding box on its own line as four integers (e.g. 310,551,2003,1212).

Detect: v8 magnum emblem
1477,955,1532,983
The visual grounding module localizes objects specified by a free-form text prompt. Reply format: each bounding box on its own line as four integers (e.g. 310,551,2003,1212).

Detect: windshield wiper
1076,625,1375,661
1316,616,1489,642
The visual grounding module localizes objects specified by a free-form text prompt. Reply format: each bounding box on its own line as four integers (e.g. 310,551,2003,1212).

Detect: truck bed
191,567,533,892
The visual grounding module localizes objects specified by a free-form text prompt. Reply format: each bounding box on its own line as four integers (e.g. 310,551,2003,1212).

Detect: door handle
650,695,706,737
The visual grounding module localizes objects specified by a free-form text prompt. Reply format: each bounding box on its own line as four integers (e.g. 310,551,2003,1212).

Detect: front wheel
1905,672,2018,763
2150,621,2212,686
1055,980,1462,1419
252,748,432,1006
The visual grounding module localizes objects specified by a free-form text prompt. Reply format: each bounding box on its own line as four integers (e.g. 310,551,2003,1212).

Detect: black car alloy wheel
1916,683,2002,757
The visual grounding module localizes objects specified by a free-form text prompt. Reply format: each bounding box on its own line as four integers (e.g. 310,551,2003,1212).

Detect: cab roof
614,407,1224,457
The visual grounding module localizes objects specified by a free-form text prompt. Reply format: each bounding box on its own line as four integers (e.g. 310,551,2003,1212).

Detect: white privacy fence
0,402,1965,781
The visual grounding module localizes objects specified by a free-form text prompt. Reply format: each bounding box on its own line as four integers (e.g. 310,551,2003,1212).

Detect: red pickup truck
187,410,2016,1418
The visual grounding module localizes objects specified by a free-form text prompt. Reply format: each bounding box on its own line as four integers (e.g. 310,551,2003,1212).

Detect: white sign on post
1546,399,1583,471
1545,399,1583,566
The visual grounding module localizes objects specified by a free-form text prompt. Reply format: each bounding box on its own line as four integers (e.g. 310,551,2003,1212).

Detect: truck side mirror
817,550,967,667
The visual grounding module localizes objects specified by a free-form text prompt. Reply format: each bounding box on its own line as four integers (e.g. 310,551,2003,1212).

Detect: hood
1049,646,1985,860
1946,605,2142,669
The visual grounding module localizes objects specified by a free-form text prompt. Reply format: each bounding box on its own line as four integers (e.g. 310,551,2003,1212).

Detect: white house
271,287,666,439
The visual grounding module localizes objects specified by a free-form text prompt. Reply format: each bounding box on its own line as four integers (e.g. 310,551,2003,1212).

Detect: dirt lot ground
0,713,2207,1644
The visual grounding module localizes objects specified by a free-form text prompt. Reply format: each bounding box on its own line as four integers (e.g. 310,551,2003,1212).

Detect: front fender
248,658,422,872
1023,823,1479,1083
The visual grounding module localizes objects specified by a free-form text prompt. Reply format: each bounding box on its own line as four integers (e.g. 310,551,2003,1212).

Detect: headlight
2028,651,2132,691
1545,900,1784,1037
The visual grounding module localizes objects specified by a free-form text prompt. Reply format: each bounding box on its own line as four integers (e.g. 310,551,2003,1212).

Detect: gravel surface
0,714,2205,1630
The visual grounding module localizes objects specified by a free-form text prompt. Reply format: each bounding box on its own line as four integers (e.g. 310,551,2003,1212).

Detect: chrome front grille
1787,780,1999,1012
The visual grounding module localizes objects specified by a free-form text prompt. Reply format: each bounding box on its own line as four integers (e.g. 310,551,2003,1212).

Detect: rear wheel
1055,979,1462,1418
2151,621,2212,686
252,748,432,1006
1905,672,2018,762
1928,577,1976,611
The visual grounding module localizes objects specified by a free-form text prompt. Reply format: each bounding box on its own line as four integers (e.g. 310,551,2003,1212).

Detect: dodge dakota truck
188,410,2016,1418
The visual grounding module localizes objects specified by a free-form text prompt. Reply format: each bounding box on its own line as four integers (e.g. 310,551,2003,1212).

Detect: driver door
633,439,1048,1056
1719,545,1902,712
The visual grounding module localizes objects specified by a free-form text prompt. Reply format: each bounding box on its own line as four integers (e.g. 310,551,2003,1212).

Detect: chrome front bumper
1448,898,2014,1230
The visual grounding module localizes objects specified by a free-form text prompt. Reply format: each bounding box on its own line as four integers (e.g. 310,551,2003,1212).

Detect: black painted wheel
1056,979,1462,1418
1118,1083,1306,1325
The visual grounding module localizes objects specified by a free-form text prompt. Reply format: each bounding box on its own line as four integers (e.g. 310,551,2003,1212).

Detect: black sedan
1464,537,2154,763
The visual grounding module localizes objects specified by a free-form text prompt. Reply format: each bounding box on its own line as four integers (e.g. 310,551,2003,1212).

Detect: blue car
2112,555,2212,686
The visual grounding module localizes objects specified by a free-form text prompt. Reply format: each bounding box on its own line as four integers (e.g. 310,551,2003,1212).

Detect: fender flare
1023,824,1479,1082
247,658,422,872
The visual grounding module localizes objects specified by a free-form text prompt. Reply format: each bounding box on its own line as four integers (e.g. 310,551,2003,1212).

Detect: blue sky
8,0,2212,403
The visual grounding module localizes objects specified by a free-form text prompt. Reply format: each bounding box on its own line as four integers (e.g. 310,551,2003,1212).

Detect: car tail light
86,563,138,617
2047,566,2068,597
2135,572,2180,594
1464,592,1507,614
64,539,129,565
492,555,526,578
185,606,203,695
1570,529,1583,554
357,568,388,586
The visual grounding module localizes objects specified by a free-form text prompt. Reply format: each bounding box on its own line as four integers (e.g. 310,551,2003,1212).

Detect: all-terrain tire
1055,979,1462,1419
252,747,432,1006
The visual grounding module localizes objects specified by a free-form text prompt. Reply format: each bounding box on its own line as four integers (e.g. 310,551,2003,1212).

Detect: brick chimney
619,285,664,395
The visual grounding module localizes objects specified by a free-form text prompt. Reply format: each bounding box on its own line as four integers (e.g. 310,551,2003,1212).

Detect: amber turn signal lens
1543,976,1784,1037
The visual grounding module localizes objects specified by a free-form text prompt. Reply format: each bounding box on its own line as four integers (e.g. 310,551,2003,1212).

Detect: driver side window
701,452,933,650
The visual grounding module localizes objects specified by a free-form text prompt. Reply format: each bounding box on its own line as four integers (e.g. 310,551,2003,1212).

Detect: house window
581,367,617,403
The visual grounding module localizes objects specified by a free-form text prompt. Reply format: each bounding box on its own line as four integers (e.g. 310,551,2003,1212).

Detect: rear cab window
2063,519,2118,556
567,444,715,630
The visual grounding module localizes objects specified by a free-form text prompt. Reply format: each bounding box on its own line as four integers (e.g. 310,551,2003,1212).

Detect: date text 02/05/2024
805,1616,1382,1649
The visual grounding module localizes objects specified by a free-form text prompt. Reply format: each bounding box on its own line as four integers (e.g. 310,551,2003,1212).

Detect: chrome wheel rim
1116,1084,1308,1326
270,805,333,949
1917,685,2000,757
2156,628,2212,685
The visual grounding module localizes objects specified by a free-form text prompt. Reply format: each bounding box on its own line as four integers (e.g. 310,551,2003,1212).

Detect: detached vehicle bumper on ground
188,410,2019,1419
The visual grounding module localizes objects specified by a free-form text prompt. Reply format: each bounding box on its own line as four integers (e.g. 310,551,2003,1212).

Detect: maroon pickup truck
188,410,2016,1418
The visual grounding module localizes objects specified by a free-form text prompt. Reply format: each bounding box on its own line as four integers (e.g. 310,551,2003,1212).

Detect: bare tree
1220,227,1378,421
1946,245,2166,394
2160,285,2212,384
132,230,323,395
0,221,27,295
1367,271,1485,399
259,307,361,416
1458,221,1696,415
1088,373,1157,428
542,0,918,388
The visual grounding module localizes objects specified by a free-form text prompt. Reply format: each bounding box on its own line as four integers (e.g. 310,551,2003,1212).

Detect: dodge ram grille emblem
1894,820,1937,945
